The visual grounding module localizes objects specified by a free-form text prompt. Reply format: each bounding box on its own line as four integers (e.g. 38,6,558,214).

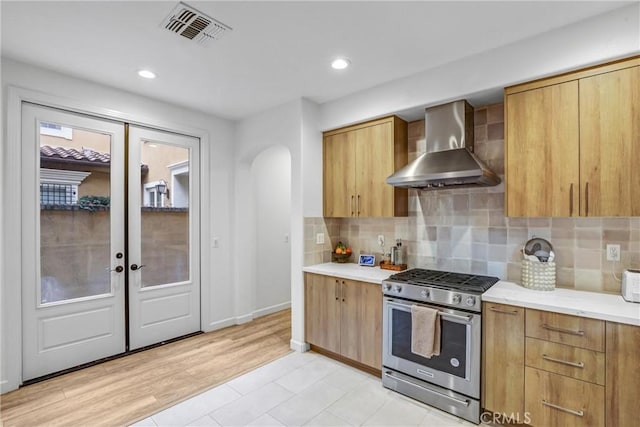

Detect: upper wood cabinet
505,56,640,217
323,116,408,217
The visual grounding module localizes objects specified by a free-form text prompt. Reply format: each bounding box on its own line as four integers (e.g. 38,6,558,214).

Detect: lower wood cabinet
525,367,604,427
304,272,382,370
605,322,640,427
482,302,637,426
482,303,525,417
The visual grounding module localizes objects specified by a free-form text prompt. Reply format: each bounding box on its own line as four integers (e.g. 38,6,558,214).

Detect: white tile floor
130,351,479,427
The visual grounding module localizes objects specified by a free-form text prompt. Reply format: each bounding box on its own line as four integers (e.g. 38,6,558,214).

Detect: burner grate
389,268,499,292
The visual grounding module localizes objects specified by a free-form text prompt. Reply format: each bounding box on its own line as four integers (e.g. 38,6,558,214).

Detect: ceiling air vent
162,2,231,45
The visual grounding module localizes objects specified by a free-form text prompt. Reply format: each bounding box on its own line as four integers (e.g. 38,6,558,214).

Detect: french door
21,104,200,381
127,125,200,350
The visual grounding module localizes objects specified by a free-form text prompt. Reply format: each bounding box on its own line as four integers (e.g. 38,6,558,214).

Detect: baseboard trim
206,317,239,331
206,303,291,331
290,339,310,353
235,313,254,325
253,301,291,319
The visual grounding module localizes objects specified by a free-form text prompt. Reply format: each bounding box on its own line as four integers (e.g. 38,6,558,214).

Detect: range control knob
465,296,476,307
383,283,392,292
393,285,403,293
420,289,429,299
451,294,461,305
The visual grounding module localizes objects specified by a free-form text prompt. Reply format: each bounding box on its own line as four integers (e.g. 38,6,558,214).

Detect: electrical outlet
607,244,621,261
378,235,385,247
316,233,325,245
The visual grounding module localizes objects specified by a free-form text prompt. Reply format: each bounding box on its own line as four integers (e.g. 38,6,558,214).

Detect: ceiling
1,1,631,121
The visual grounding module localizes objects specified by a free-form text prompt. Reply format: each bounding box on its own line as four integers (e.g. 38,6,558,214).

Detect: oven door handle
384,371,471,407
385,300,473,323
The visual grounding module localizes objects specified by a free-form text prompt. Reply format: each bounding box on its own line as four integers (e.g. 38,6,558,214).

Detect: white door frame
2,86,211,392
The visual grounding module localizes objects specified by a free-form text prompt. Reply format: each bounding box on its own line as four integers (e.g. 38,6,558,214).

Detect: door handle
585,182,589,216
350,195,354,217
130,264,146,271
107,266,124,273
357,194,361,216
569,183,574,216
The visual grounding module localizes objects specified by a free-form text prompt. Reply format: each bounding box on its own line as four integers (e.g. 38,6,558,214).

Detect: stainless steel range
381,268,499,424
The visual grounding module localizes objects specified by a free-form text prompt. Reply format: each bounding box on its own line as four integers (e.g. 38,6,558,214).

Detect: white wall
320,3,640,130
252,146,292,315
234,101,301,324
0,58,236,392
234,98,313,350
301,99,322,218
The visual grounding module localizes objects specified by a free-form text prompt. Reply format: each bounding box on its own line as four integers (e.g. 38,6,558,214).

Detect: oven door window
391,307,467,378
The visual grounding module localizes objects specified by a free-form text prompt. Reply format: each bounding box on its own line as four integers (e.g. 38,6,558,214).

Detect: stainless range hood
386,100,500,189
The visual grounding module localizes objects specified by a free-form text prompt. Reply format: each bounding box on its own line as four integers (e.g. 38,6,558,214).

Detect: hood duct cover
386,100,500,189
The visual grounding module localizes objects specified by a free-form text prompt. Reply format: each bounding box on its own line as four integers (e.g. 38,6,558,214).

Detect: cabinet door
356,280,382,369
339,279,382,369
323,132,356,217
482,303,525,416
354,121,395,217
339,279,360,362
606,322,640,427
505,82,580,217
579,66,640,216
304,273,340,353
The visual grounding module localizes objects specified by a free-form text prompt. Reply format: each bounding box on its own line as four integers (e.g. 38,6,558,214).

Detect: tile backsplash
305,103,640,294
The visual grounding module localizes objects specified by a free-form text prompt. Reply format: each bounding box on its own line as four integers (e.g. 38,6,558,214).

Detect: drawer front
525,338,604,385
525,367,604,427
525,309,604,351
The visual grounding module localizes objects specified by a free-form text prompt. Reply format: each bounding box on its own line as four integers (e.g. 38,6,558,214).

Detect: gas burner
382,268,499,312
389,268,499,293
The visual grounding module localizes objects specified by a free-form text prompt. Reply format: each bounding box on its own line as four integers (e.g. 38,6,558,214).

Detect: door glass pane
391,308,467,378
40,123,112,303
140,141,189,287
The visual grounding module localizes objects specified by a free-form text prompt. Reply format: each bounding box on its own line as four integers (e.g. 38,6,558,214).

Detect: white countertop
483,281,640,326
302,262,395,284
303,264,640,326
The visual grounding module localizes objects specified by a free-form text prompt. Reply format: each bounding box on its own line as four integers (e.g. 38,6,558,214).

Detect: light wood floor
0,309,292,427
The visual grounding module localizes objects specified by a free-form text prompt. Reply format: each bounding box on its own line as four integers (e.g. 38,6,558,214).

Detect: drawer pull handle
542,400,584,417
489,307,519,315
542,324,585,336
542,354,585,368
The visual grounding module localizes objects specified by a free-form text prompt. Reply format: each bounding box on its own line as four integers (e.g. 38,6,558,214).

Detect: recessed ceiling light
138,69,156,79
331,58,351,70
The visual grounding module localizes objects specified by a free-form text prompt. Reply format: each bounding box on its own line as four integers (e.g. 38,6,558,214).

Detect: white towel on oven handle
410,304,441,358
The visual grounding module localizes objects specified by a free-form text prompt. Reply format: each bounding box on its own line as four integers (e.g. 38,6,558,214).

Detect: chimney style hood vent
386,100,500,189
